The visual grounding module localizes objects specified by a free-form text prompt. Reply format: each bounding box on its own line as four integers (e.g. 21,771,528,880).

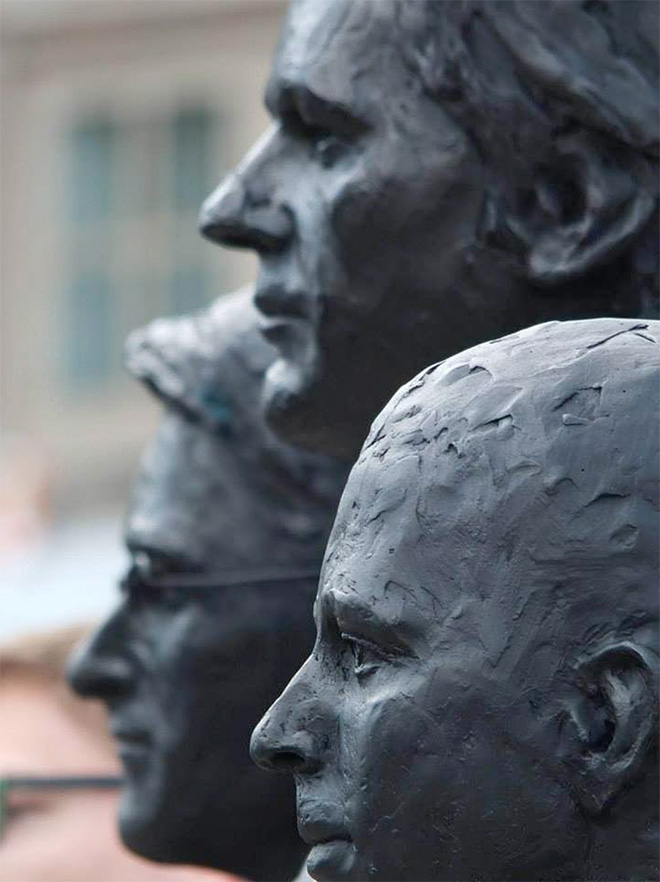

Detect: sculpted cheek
343,687,463,878
353,687,438,802
329,177,379,254
332,172,410,245
344,693,408,847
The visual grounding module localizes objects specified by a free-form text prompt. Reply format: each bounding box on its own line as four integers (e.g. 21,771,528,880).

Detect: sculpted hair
124,288,348,515
400,0,659,313
356,319,659,652
124,287,264,435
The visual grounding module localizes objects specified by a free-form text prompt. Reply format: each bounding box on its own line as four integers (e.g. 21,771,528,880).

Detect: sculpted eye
121,563,151,599
283,111,349,167
121,555,190,609
133,550,190,579
310,132,349,167
340,633,390,678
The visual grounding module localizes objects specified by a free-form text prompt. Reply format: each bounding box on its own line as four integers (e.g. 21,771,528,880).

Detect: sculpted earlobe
561,642,658,816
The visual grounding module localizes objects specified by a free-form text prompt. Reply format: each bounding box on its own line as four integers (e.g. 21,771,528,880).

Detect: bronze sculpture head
69,289,347,880
201,0,658,460
252,318,659,882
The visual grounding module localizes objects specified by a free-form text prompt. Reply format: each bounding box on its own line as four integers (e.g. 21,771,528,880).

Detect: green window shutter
172,107,213,211
169,265,209,314
65,270,115,386
68,118,116,222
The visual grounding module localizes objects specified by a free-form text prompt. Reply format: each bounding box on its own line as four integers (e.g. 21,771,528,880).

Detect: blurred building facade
1,0,284,520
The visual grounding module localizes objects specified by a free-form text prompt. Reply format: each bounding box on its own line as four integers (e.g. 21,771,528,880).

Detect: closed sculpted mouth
301,816,356,881
297,799,356,879
298,818,351,847
111,724,152,770
254,283,310,322
255,286,314,357
110,722,152,748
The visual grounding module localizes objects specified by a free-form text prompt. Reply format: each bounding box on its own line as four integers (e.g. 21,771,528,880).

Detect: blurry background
0,0,285,640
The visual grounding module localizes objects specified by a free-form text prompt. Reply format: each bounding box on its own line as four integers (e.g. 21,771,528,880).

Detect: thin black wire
120,564,322,594
0,776,122,839
1,776,122,790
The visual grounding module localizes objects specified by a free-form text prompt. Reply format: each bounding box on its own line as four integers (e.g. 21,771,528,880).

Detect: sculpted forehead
272,0,405,114
126,414,260,568
325,319,659,642
365,319,659,500
128,412,333,572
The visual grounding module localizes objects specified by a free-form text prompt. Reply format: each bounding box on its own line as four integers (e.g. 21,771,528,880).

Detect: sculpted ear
561,642,658,816
510,131,657,286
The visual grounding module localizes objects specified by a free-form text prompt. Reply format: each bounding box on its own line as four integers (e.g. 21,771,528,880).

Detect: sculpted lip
297,818,351,847
113,727,151,768
258,315,309,350
254,285,310,322
110,725,151,747
304,824,356,882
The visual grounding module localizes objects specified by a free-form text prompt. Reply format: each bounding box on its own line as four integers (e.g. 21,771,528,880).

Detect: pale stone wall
0,0,285,512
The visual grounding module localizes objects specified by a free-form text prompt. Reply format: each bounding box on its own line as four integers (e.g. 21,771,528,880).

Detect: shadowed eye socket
340,632,398,678
131,549,195,580
120,567,184,609
120,553,196,608
120,547,203,597
281,107,357,167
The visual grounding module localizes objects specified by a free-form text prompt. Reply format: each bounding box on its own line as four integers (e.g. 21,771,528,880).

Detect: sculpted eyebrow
125,538,200,575
296,87,367,135
324,589,413,655
266,80,367,136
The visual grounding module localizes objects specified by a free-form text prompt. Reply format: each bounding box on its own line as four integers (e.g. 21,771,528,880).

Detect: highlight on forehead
275,0,398,114
354,319,659,554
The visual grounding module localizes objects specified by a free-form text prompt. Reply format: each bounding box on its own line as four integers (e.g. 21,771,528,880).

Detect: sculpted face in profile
201,0,659,459
252,318,660,882
69,289,347,880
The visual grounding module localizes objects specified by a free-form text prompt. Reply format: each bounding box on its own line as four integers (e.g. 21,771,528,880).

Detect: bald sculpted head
252,318,659,882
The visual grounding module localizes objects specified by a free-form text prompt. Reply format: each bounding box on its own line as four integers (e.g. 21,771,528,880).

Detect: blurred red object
0,437,52,558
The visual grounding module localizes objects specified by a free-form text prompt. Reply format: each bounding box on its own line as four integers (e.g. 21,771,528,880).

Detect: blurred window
169,265,209,315
65,270,114,387
63,105,220,392
172,108,213,211
69,119,116,222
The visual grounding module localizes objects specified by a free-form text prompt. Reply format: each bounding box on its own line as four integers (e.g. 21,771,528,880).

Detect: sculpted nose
250,672,325,775
199,173,293,253
199,127,293,254
66,610,133,701
250,708,320,775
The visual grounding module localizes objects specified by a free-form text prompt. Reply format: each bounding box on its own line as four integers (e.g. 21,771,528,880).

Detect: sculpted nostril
66,641,134,700
200,222,250,250
199,172,293,253
269,750,306,772
252,730,322,775
200,206,292,253
198,177,244,244
250,718,319,774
